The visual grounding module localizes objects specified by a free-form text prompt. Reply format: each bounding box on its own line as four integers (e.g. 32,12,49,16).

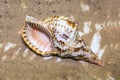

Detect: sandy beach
0,0,120,80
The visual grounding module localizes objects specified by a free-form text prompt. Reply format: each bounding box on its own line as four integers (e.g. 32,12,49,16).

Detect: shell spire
21,15,102,66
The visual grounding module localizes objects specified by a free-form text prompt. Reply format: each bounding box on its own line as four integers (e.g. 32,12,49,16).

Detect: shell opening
22,21,53,54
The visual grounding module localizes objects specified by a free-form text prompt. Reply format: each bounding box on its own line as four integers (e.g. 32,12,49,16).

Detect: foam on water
83,21,91,34
2,55,7,60
29,54,36,61
97,46,106,59
90,32,101,54
43,56,52,60
23,48,29,57
0,44,3,48
3,42,16,52
107,72,115,80
80,2,90,12
95,23,103,31
12,48,22,59
56,58,62,63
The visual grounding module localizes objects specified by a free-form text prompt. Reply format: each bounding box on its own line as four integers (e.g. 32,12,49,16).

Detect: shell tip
95,60,104,66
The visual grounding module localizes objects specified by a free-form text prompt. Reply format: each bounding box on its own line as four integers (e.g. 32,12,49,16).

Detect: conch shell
21,15,102,66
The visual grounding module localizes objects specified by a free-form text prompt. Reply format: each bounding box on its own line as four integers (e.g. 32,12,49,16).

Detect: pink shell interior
26,24,52,52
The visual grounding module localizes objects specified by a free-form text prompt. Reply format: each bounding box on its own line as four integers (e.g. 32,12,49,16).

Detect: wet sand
0,0,120,80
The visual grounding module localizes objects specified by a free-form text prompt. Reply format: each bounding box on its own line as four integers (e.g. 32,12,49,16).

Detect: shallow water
0,0,120,80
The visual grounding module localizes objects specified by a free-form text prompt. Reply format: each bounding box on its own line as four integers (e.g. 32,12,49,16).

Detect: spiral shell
21,15,101,65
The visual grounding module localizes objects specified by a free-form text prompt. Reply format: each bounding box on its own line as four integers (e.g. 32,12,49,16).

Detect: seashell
21,15,102,66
